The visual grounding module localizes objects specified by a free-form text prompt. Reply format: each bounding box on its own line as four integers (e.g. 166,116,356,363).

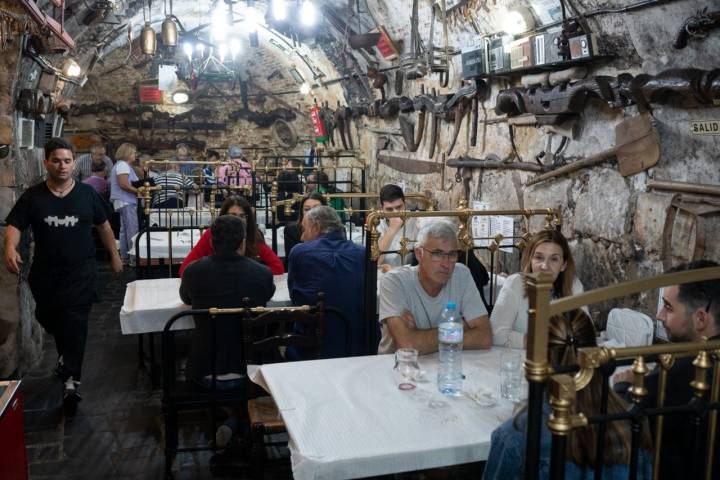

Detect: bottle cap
446,302,456,310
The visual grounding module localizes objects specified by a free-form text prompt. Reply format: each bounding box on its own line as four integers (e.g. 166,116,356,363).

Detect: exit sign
691,120,720,135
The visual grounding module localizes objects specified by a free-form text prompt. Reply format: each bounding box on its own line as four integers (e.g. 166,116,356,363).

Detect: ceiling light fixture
62,58,82,77
183,41,193,60
272,0,287,21
161,0,177,46
502,7,535,35
300,82,311,94
140,0,157,55
243,5,263,34
300,0,317,27
219,43,228,62
172,91,190,104
230,38,241,58
212,4,229,41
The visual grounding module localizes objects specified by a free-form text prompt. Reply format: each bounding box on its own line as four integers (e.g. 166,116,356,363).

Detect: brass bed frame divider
360,202,562,355
524,266,720,480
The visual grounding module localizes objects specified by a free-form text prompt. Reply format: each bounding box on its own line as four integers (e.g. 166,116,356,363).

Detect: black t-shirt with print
6,181,107,268
6,182,108,305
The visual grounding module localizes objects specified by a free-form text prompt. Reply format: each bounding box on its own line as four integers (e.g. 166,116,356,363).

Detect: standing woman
109,143,139,266
179,196,284,276
490,229,586,348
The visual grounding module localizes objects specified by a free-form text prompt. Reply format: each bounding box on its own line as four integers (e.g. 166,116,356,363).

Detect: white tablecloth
250,349,515,480
148,209,214,228
119,274,291,335
128,229,204,260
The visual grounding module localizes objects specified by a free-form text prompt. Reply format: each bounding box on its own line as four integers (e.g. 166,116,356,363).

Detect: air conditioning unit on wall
18,117,35,148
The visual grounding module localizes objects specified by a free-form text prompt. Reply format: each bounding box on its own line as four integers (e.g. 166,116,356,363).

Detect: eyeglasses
421,247,459,262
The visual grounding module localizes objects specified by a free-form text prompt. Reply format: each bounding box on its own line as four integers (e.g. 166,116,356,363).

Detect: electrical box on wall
461,40,487,78
531,27,563,66
17,118,34,148
569,34,599,59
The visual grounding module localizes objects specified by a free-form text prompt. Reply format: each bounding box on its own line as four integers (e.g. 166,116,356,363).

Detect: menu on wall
471,201,514,253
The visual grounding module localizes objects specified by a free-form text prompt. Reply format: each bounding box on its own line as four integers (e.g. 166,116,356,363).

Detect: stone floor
20,263,252,480
20,261,485,480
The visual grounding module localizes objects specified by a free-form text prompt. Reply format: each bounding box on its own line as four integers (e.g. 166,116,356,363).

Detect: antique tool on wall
648,179,720,197
495,76,625,126
526,113,660,186
400,0,427,80
367,66,388,101
447,155,547,172
377,150,443,174
333,102,353,150
427,0,457,88
631,68,720,110
674,7,720,49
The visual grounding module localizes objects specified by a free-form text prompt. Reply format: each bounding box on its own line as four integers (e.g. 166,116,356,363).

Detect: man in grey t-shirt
378,220,492,354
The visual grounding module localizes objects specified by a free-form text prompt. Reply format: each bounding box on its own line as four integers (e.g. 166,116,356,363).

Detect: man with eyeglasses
378,220,492,354
614,259,719,480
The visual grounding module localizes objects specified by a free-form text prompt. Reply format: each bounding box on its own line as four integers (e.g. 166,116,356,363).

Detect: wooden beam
19,0,76,50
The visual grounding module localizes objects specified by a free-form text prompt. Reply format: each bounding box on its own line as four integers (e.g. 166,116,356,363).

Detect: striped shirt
151,172,196,206
72,154,114,181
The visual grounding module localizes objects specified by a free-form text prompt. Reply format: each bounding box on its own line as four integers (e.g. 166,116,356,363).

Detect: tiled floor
20,263,248,480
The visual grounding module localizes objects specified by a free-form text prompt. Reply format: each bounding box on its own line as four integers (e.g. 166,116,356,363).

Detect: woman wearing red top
179,196,284,277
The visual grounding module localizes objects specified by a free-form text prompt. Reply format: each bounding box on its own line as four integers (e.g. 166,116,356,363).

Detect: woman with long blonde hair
490,229,586,348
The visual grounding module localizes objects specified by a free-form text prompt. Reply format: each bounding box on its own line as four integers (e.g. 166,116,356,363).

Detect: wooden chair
241,294,350,479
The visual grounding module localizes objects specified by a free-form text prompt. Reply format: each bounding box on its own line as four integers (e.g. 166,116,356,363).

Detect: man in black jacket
180,215,275,388
615,260,719,480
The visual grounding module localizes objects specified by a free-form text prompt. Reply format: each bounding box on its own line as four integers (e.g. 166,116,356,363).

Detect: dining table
250,348,518,480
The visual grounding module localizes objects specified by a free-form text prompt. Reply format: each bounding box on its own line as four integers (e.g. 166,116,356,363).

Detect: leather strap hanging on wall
661,195,720,270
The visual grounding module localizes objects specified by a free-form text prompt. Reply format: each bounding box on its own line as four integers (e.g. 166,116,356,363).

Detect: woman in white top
490,229,585,348
109,143,139,265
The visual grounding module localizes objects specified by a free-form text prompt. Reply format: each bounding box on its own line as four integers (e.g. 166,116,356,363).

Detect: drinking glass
500,351,523,402
393,348,420,390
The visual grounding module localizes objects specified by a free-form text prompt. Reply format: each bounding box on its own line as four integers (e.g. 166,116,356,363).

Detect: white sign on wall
691,120,720,136
471,201,514,252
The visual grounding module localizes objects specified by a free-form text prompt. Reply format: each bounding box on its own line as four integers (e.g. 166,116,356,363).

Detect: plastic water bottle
437,302,463,396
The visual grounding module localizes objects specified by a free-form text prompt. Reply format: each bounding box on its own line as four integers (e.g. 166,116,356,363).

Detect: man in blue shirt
287,205,365,358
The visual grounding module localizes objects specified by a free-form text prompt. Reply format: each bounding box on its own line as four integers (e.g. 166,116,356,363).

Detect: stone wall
345,0,719,321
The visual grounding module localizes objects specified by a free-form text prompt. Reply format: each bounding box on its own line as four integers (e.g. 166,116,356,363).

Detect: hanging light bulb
243,5,263,33
272,0,287,21
300,82,311,95
229,38,241,59
219,43,228,62
141,22,157,55
502,7,535,35
62,58,82,77
212,5,229,41
300,1,316,27
183,41,193,60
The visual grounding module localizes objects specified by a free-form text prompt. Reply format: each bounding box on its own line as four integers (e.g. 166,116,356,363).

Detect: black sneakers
63,377,82,408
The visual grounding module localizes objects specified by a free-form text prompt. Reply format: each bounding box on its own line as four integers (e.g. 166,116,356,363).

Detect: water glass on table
500,351,523,402
393,348,420,390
